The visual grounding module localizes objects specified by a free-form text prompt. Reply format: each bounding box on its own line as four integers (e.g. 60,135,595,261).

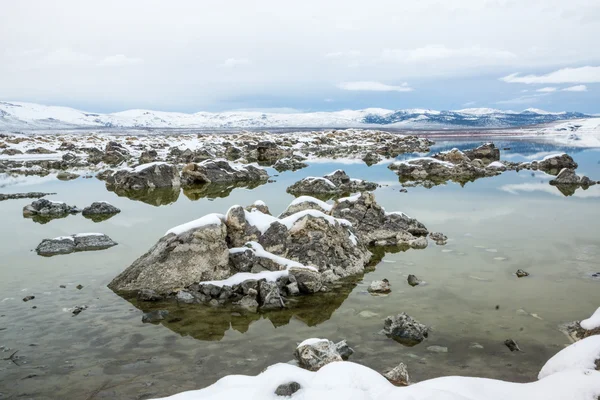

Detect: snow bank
487,161,505,169
580,306,600,331
164,213,225,236
538,335,600,379
200,242,317,287
153,360,600,400
297,338,329,348
289,196,333,212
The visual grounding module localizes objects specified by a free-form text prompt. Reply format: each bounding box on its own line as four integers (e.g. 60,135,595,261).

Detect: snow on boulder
286,170,377,198
581,307,600,331
180,159,268,185
538,335,600,379
106,162,180,190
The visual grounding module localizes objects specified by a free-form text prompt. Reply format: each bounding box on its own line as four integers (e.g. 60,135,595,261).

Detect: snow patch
165,214,225,236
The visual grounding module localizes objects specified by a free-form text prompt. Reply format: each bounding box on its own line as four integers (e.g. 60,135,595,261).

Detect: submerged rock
368,279,391,294
287,170,377,198
383,313,430,346
36,233,118,256
181,160,268,185
22,295,35,302
142,310,169,323
383,362,410,386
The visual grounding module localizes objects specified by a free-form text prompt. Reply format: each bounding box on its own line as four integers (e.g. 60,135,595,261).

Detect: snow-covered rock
106,162,180,190
180,159,268,186
22,198,79,218
287,170,377,198
538,335,600,379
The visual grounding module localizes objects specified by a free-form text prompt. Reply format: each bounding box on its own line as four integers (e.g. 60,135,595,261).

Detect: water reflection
106,186,181,206
182,181,267,201
24,213,70,224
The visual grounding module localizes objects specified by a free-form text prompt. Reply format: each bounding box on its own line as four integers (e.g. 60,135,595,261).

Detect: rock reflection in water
118,278,359,341
107,186,181,206
25,213,70,224
182,181,267,201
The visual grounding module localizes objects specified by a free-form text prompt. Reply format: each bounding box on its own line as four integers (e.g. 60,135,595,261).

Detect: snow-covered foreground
154,334,600,400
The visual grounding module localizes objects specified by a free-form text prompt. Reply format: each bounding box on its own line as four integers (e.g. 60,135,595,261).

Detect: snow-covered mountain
0,101,595,131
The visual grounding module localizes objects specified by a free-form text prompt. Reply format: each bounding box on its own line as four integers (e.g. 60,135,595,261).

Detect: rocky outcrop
106,162,180,190
550,168,596,187
109,193,432,310
273,157,308,172
294,339,352,371
102,141,130,165
462,143,500,162
383,313,430,346
287,170,377,198
517,154,578,174
23,199,79,218
389,157,501,186
180,160,269,186
36,233,118,256
331,192,428,247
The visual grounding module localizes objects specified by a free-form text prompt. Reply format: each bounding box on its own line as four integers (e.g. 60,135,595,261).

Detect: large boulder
180,160,268,186
82,201,121,216
331,192,428,247
433,148,471,164
108,215,230,293
107,162,180,190
36,233,117,256
389,157,499,185
103,141,130,165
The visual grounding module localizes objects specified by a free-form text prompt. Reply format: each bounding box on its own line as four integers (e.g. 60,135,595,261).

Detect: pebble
493,257,507,261
22,296,35,302
427,345,448,353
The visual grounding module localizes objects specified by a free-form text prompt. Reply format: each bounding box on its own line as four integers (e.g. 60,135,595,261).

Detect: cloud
338,81,413,92
98,54,143,67
221,58,250,68
536,87,557,92
562,84,588,92
383,45,517,63
496,94,546,105
325,50,361,58
500,66,600,84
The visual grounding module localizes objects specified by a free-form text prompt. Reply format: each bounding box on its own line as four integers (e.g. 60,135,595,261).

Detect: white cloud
338,81,413,92
325,50,361,58
496,94,547,105
536,87,557,92
562,84,588,92
221,58,250,68
98,54,143,67
383,45,517,63
501,66,600,84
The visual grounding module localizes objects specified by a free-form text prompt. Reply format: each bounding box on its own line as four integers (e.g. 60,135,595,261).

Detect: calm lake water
0,138,599,399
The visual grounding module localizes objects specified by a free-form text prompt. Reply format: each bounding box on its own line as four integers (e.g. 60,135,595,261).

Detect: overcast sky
1,0,599,113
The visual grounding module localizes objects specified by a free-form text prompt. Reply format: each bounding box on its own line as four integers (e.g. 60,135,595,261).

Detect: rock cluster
23,199,79,219
273,157,308,172
549,168,597,187
180,159,268,185
106,162,181,190
287,170,377,198
109,193,432,310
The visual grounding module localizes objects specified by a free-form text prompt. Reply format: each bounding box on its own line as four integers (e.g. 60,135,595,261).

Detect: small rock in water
516,269,529,278
383,362,410,386
427,345,448,353
335,340,354,360
407,275,421,287
76,284,83,290
59,285,66,289
22,296,35,302
368,279,391,294
359,310,378,318
383,313,429,346
504,339,521,352
274,382,301,397
142,310,169,323
72,305,87,316
294,339,343,371
399,188,408,193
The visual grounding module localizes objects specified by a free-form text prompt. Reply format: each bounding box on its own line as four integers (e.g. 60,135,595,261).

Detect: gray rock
383,362,410,386
407,275,422,287
516,269,529,278
462,143,500,162
429,232,447,245
278,197,331,218
108,221,230,294
56,171,79,181
294,339,343,371
0,192,55,201
408,236,428,249
107,163,180,190
504,339,521,352
259,280,284,310
289,268,322,294
82,201,121,216
549,168,581,185
433,148,471,164
36,234,118,256
142,310,169,323
23,199,79,217
274,382,301,397
176,290,196,304
103,141,130,165
334,340,354,360
22,295,35,302
331,192,428,247
287,170,377,196
383,313,430,345
71,305,88,316
234,288,259,312
368,279,391,294
180,160,268,185
273,158,308,172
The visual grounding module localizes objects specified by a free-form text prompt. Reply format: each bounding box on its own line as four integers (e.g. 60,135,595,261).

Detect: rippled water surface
1,138,599,399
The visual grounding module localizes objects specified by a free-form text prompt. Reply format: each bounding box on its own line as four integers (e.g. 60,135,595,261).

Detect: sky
1,0,599,114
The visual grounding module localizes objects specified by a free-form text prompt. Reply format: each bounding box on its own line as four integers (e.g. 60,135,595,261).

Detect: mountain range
0,101,595,131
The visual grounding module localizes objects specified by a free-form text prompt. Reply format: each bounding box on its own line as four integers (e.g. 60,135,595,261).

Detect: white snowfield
525,118,600,147
153,350,600,400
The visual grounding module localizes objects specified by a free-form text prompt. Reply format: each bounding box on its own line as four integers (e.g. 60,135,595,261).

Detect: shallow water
0,138,599,399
